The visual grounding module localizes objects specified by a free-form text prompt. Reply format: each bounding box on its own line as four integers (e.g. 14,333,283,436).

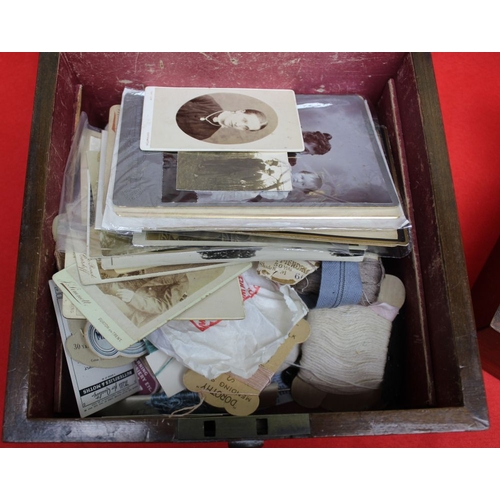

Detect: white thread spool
292,275,405,410
298,305,392,395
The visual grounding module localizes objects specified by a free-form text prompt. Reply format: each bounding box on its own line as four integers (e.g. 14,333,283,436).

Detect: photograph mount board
140,87,304,152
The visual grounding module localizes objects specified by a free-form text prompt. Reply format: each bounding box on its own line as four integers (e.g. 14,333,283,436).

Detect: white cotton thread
298,305,392,395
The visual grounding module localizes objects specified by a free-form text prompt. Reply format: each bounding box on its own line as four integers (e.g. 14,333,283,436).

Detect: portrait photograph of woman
140,87,304,152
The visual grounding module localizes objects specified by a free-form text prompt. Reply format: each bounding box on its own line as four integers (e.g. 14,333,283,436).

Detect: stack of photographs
106,88,409,235
55,84,413,332
50,85,412,415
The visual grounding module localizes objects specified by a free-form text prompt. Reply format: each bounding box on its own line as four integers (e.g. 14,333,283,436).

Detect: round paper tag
83,323,147,359
84,323,119,358
65,330,134,368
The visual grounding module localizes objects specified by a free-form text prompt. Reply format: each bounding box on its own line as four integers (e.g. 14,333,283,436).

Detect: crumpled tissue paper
147,267,308,380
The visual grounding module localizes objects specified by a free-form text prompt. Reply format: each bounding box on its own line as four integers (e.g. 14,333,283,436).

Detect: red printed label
190,319,222,332
239,275,260,301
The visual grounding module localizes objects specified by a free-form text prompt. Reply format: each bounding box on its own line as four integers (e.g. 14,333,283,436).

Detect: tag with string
183,319,310,416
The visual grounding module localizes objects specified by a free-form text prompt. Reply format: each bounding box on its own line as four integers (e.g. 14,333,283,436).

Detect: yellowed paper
256,260,319,285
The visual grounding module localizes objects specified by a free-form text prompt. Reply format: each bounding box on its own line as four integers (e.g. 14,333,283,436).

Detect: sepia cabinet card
140,87,304,152
53,263,251,350
74,251,232,285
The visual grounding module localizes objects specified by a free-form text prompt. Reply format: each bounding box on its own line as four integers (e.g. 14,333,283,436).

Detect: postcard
88,226,160,259
140,87,304,152
53,262,251,350
93,129,108,230
239,228,410,248
111,89,166,211
49,281,139,417
62,252,85,320
176,151,292,192
173,277,245,320
85,150,100,203
74,250,246,320
132,230,273,247
132,231,356,250
131,229,407,252
86,274,246,321
98,244,366,271
73,251,232,285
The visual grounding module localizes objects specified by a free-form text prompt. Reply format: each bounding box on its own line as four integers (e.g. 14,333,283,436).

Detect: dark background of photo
193,92,279,144
294,95,396,204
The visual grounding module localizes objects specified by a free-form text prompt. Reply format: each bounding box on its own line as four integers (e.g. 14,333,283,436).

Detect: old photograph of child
161,95,399,207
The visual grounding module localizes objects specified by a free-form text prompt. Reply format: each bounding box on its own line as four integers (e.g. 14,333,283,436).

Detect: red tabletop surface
1,52,499,448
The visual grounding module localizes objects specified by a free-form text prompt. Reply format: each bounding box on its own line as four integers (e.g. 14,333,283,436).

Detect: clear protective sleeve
101,88,411,234
59,90,412,264
55,113,103,256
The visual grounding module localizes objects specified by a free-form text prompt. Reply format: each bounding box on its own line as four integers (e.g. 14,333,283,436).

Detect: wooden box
2,52,488,444
473,235,500,380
